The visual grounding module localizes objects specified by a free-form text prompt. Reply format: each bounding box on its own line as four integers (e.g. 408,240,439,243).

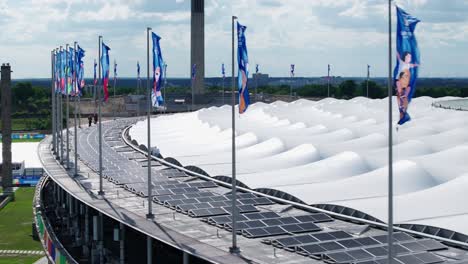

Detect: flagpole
367,65,370,98
289,66,292,101
164,63,167,114
66,43,70,170
387,0,394,262
59,46,64,164
229,15,240,255
54,48,59,160
51,50,56,155
74,41,79,177
146,27,154,219
137,62,140,117
327,64,330,98
222,70,225,105
255,69,258,103
98,36,104,196
113,60,116,120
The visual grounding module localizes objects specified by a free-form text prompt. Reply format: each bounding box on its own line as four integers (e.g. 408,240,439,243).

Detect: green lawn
0,188,42,251
12,138,43,143
0,256,42,264
0,118,50,131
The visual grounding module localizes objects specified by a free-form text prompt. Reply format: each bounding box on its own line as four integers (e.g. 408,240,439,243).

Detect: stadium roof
129,96,468,237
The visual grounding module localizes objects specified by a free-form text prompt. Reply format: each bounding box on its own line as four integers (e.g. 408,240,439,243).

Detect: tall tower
1,63,13,198
191,0,205,96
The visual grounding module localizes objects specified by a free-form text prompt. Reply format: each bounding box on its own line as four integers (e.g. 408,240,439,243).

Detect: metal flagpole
55,48,59,160
59,46,64,164
255,68,258,103
229,15,240,254
98,36,104,196
74,41,79,177
289,66,292,100
146,27,154,219
327,64,330,98
367,65,370,98
137,62,140,117
387,0,394,262
222,68,225,105
113,60,117,120
51,50,56,154
164,63,167,114
66,43,71,169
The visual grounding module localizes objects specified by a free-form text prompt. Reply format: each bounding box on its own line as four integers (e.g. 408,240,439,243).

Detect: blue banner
137,61,140,80
101,42,111,102
222,63,225,78
237,22,250,114
290,64,295,77
152,32,164,107
393,6,420,125
192,64,196,81
76,46,85,95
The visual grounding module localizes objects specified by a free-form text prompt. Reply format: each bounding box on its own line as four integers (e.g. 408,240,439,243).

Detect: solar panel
397,254,424,264
312,232,337,242
346,248,374,261
355,237,381,247
413,252,445,264
337,238,363,249
188,207,227,218
365,246,388,257
326,251,355,263
417,239,448,251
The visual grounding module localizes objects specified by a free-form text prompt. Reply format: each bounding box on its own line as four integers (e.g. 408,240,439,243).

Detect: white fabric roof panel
129,96,468,236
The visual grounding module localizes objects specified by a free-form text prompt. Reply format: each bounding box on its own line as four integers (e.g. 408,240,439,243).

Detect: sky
1,0,468,78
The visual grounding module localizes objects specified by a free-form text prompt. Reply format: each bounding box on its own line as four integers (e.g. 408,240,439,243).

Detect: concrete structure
1,64,12,195
191,0,205,96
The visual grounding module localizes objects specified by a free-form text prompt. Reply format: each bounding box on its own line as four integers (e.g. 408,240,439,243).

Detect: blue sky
1,0,468,78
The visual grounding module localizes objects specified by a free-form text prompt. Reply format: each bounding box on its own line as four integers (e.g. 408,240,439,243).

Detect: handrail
122,124,468,249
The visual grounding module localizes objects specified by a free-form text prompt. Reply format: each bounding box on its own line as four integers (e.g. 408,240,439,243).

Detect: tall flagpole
137,62,140,117
98,36,104,196
66,43,70,170
164,63,167,114
113,60,117,120
54,48,59,160
59,46,64,164
191,65,195,111
229,15,240,254
327,64,331,98
146,27,154,219
74,41,79,177
367,65,370,98
51,50,56,155
387,0,394,262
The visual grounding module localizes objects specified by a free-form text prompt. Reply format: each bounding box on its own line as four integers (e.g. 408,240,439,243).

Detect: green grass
0,188,42,251
0,256,42,264
12,138,43,143
0,118,49,131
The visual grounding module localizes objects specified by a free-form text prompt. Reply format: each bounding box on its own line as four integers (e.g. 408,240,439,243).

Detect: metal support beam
98,36,104,196
147,236,152,264
66,44,70,170
183,251,189,264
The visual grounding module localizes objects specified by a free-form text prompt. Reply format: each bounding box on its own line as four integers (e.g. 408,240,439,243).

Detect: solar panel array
73,118,453,264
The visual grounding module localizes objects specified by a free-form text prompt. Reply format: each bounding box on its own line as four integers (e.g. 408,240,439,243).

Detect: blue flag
393,6,420,125
290,64,295,77
256,64,259,74
76,46,85,96
114,60,117,83
93,59,97,86
137,61,140,80
55,51,60,93
152,32,164,107
221,63,225,78
237,22,250,114
192,64,196,81
101,42,111,102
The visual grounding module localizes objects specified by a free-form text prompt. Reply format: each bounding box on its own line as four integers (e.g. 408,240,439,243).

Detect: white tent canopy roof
130,96,468,236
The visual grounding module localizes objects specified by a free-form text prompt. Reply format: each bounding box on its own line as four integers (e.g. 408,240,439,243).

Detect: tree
339,80,357,98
